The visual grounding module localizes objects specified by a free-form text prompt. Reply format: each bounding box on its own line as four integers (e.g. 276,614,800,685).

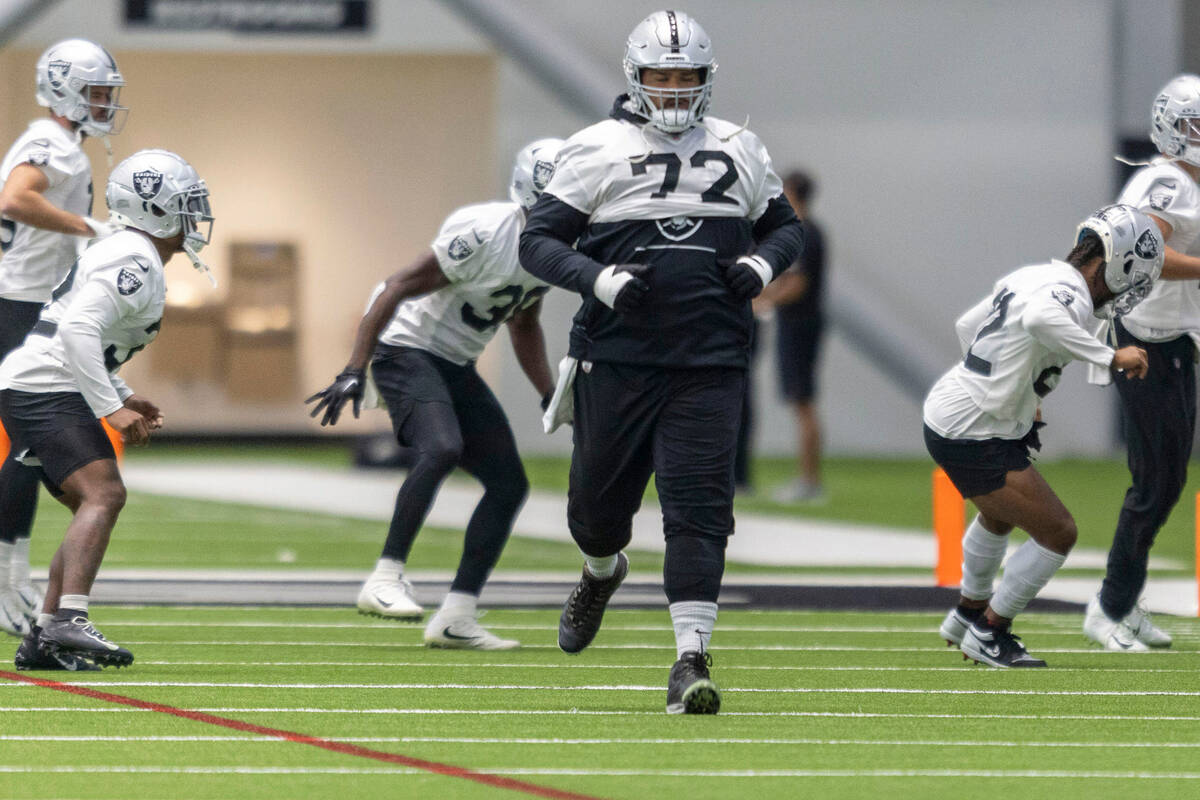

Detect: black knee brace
663,534,727,603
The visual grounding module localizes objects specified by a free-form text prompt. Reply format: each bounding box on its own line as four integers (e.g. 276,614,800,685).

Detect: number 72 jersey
923,260,1115,440
374,201,548,365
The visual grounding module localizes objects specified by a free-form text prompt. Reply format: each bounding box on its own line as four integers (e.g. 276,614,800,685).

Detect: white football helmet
1150,74,1200,166
509,138,564,209
1076,204,1164,319
35,39,127,137
623,10,716,134
106,149,214,278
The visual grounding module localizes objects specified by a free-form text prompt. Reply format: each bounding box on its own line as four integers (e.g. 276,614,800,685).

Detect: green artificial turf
2,606,1198,800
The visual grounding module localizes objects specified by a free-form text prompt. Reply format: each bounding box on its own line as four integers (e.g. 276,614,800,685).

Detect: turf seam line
0,670,605,800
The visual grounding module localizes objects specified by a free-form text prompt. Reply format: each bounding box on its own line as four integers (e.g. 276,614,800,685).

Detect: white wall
11,0,1180,456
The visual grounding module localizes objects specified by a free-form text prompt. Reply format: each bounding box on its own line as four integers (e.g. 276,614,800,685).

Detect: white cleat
1124,599,1172,648
938,607,978,647
1083,594,1149,652
423,612,519,650
0,591,31,637
356,578,423,621
12,581,43,621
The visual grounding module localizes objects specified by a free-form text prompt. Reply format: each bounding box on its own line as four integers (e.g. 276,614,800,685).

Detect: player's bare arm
1111,345,1150,379
0,164,96,236
343,251,450,372
505,300,554,401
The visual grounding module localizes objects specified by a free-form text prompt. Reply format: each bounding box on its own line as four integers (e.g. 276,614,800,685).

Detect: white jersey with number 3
923,261,1115,440
374,201,548,365
0,119,93,302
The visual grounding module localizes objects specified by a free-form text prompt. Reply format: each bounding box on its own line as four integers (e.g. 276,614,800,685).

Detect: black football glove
721,255,772,301
305,367,365,426
593,263,652,313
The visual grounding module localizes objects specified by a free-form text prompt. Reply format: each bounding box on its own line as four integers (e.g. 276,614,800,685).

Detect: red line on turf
0,669,606,800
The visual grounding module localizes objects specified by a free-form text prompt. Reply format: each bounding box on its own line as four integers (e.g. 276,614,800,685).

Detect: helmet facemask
623,10,716,134
78,83,128,137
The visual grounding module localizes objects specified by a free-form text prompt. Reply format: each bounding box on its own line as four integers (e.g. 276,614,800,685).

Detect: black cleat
14,625,101,671
961,621,1046,668
40,612,133,668
666,650,721,714
558,552,628,654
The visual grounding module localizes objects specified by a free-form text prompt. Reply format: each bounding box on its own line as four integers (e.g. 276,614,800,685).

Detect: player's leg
357,348,463,620
423,367,525,650
1094,330,1193,646
654,367,744,714
959,464,1075,667
558,361,657,654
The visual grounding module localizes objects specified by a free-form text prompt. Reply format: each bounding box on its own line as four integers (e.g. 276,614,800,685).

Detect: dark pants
0,298,46,544
371,346,528,595
1101,321,1196,619
568,361,743,603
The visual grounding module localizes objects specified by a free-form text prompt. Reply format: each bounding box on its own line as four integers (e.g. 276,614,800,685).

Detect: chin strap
184,241,217,288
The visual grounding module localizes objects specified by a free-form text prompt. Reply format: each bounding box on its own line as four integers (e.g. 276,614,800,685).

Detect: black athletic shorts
922,424,1032,498
0,390,115,494
776,316,823,402
0,298,44,359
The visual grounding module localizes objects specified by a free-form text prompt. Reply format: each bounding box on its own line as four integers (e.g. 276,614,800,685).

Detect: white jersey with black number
547,114,782,223
374,201,548,365
0,230,164,418
0,119,93,302
1116,158,1200,343
923,261,1114,440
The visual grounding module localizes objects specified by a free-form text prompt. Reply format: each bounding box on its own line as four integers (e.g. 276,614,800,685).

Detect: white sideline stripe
135,660,1200,674
2,765,1200,779
6,707,1200,721
110,640,1193,654
8,681,1200,697
6,735,1200,749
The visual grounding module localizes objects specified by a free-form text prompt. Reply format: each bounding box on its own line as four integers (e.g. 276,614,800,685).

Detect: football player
930,205,1163,668
519,11,804,713
1083,75,1200,652
2,149,213,670
306,139,562,650
0,40,127,639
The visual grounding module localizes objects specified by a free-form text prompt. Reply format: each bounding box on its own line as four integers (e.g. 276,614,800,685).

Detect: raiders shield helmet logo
116,268,143,296
655,215,703,242
1135,228,1161,259
133,169,163,200
47,60,71,90
532,158,555,191
447,235,474,261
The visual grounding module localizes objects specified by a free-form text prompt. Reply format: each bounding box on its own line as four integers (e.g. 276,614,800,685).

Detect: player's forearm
0,189,91,236
508,322,554,397
59,320,124,417
751,217,805,280
1160,246,1200,280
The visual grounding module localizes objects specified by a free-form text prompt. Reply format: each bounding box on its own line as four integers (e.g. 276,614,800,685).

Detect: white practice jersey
375,201,548,365
0,119,93,302
0,230,164,418
1117,158,1200,342
923,261,1114,440
546,113,781,224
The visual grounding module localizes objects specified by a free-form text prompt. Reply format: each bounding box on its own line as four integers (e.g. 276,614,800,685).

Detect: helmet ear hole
1124,258,1134,275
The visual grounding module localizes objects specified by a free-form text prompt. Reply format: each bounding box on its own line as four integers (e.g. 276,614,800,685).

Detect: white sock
0,540,11,592
990,539,1067,620
438,591,477,617
59,594,88,614
368,557,405,582
584,553,618,579
11,537,31,585
670,600,717,659
960,515,1008,601
37,612,53,628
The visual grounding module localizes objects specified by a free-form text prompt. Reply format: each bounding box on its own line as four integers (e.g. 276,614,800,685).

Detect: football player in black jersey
521,10,804,714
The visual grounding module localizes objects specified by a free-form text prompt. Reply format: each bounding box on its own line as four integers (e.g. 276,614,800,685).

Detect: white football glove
82,216,116,240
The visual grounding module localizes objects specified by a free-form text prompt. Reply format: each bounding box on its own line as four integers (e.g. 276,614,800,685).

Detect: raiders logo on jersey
26,151,49,167
1051,288,1074,307
116,268,143,296
655,215,703,241
1148,179,1177,211
447,235,474,261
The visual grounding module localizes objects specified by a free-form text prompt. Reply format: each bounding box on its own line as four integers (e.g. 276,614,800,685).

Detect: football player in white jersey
1083,75,1200,652
306,139,562,651
1,149,214,670
0,40,127,639
519,11,804,713
927,205,1163,668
